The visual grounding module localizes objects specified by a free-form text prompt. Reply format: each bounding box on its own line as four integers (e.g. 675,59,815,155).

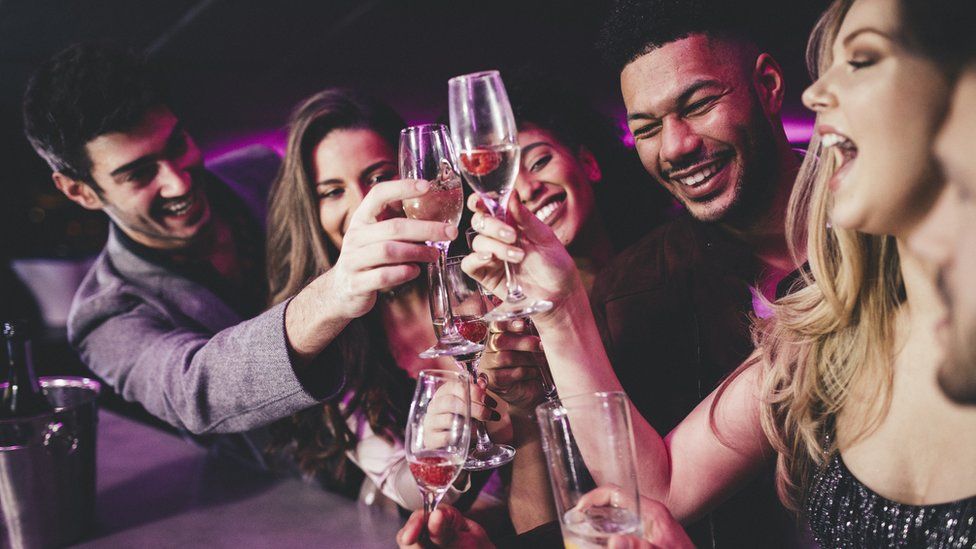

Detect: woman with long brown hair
460,0,976,546
264,88,507,515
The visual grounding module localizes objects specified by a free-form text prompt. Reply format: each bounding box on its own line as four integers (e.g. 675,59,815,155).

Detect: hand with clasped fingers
477,318,548,417
422,373,509,448
460,194,585,322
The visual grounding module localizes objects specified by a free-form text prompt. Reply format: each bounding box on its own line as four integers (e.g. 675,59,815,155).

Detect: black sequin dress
807,452,976,548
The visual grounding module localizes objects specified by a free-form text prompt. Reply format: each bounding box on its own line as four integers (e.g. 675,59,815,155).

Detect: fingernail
484,395,498,408
416,180,430,191
506,248,524,261
478,252,491,261
499,228,514,241
490,410,502,421
445,225,458,240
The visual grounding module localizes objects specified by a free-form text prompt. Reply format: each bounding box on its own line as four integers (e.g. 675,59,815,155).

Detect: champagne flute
405,369,471,543
448,70,553,322
441,256,516,470
400,124,482,358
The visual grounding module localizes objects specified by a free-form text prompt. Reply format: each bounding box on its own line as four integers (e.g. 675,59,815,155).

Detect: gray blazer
68,160,342,434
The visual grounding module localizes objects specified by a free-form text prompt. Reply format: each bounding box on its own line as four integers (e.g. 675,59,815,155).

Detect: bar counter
73,409,404,548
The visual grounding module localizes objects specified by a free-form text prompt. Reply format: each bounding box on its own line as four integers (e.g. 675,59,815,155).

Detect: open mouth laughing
530,191,567,226
820,129,859,190
665,152,734,199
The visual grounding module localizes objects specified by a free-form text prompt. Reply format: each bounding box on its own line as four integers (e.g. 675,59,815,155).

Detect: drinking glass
464,228,558,402
400,124,482,358
536,392,643,548
405,369,471,542
448,70,552,321
441,256,516,470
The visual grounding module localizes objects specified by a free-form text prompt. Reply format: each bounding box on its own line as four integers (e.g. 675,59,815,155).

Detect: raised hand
478,318,547,416
423,375,504,448
461,195,583,320
396,504,494,549
323,179,456,320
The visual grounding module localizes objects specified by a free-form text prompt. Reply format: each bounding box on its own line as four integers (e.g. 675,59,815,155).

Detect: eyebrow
316,159,396,186
108,121,185,178
842,27,894,47
626,79,726,122
521,142,552,156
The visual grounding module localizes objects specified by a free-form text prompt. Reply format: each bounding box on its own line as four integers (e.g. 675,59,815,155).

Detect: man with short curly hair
590,1,805,546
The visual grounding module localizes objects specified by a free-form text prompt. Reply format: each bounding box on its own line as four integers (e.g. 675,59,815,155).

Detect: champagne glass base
463,443,516,471
419,338,485,359
482,299,553,322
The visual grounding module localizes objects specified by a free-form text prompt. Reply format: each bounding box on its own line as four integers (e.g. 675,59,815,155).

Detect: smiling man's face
622,34,778,222
79,106,210,250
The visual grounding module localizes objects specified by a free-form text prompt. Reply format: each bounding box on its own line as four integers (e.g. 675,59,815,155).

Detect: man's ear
577,147,603,184
753,53,786,118
52,172,104,210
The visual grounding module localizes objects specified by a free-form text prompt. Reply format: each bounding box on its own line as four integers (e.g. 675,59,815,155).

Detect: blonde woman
461,0,976,546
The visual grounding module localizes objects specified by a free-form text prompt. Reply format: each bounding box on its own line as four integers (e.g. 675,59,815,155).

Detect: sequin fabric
807,453,976,548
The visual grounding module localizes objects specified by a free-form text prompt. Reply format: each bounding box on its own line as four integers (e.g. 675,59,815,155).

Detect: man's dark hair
901,0,976,75
22,42,169,187
598,0,757,73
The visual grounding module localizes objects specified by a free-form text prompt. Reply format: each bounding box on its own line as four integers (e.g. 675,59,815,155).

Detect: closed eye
529,154,552,172
318,186,344,200
683,96,719,117
631,122,661,140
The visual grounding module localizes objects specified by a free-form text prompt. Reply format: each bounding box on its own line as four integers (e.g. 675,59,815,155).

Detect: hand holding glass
440,256,516,470
448,70,552,321
400,124,482,358
405,370,472,544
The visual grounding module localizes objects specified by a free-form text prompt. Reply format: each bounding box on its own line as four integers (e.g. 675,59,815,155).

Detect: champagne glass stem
474,422,494,453
489,202,526,303
434,243,462,339
419,489,442,547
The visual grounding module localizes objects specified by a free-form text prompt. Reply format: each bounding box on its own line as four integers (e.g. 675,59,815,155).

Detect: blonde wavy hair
755,0,905,512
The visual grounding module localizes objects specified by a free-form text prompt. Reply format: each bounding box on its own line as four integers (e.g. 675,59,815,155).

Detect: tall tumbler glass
536,392,643,548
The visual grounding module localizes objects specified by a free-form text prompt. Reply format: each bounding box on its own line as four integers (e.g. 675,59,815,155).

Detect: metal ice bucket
0,377,100,549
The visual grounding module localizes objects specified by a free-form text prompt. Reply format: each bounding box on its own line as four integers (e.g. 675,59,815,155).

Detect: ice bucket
0,377,100,549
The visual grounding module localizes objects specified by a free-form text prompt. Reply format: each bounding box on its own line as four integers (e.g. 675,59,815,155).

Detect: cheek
318,202,345,248
635,142,663,178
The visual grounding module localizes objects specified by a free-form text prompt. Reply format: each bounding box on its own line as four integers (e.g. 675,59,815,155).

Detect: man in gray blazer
21,43,451,435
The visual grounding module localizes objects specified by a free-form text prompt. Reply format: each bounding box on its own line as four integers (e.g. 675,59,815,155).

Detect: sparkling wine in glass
448,70,553,322
400,124,482,358
405,369,471,542
442,256,516,470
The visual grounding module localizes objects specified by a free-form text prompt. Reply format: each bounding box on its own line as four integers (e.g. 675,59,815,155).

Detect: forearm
507,415,556,532
533,285,672,503
284,269,354,363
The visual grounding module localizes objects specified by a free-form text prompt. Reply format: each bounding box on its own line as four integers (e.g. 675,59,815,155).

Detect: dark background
1,0,829,260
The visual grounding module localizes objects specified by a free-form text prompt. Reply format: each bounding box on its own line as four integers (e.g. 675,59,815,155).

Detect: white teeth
163,196,193,215
534,199,563,223
821,132,855,150
677,163,718,186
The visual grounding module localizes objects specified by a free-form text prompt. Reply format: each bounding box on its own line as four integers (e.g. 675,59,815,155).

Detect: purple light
205,130,287,162
782,116,814,144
